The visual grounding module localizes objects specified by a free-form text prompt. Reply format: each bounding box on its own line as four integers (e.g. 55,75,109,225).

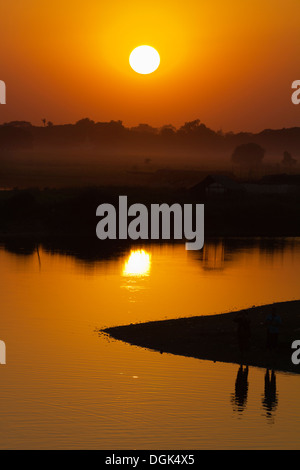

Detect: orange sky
0,0,300,132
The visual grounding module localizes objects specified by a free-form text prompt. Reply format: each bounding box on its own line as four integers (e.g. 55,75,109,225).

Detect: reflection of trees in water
262,369,278,422
200,240,226,271
1,236,300,269
0,236,127,264
231,365,249,414
1,238,37,256
192,237,300,272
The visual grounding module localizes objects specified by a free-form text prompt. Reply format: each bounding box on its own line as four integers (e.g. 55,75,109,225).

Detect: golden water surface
0,238,299,449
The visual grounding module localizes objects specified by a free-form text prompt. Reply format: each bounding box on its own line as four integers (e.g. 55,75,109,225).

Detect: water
0,238,299,449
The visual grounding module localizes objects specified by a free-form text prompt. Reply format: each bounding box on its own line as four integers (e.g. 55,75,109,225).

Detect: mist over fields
1,118,299,188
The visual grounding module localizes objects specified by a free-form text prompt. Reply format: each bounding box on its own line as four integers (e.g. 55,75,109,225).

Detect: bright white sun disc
129,46,160,75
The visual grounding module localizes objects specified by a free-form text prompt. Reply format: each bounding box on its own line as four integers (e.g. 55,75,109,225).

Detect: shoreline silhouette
102,300,300,374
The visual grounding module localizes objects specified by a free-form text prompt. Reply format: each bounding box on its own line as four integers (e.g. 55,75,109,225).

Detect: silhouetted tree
3,121,32,128
42,118,46,127
179,119,201,133
281,151,297,172
131,123,158,134
159,124,176,137
74,118,95,144
232,142,265,178
75,118,95,128
232,143,265,166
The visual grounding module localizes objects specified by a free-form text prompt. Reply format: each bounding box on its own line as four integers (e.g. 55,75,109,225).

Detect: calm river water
0,237,299,449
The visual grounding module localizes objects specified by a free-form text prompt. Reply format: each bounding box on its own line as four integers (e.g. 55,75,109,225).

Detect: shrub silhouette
232,142,265,167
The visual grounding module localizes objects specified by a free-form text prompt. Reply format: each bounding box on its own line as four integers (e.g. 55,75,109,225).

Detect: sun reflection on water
122,249,152,277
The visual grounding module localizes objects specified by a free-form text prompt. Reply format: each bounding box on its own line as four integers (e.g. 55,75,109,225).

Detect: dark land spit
102,300,300,374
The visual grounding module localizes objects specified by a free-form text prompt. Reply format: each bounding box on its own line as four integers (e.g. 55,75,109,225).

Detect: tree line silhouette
0,118,299,168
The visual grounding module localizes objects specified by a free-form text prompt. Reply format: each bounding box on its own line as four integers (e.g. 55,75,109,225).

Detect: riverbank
1,186,300,239
102,300,300,374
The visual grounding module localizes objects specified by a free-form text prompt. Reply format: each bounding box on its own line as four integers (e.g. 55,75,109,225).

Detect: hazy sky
1,0,300,132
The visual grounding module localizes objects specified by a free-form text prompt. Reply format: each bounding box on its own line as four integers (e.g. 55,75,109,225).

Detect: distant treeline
1,118,300,160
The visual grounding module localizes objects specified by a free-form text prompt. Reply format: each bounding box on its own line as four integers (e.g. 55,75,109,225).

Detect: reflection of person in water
231,365,249,413
234,311,251,355
262,369,278,419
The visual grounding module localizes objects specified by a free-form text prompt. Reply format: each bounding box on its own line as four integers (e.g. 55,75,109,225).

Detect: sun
129,46,160,75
